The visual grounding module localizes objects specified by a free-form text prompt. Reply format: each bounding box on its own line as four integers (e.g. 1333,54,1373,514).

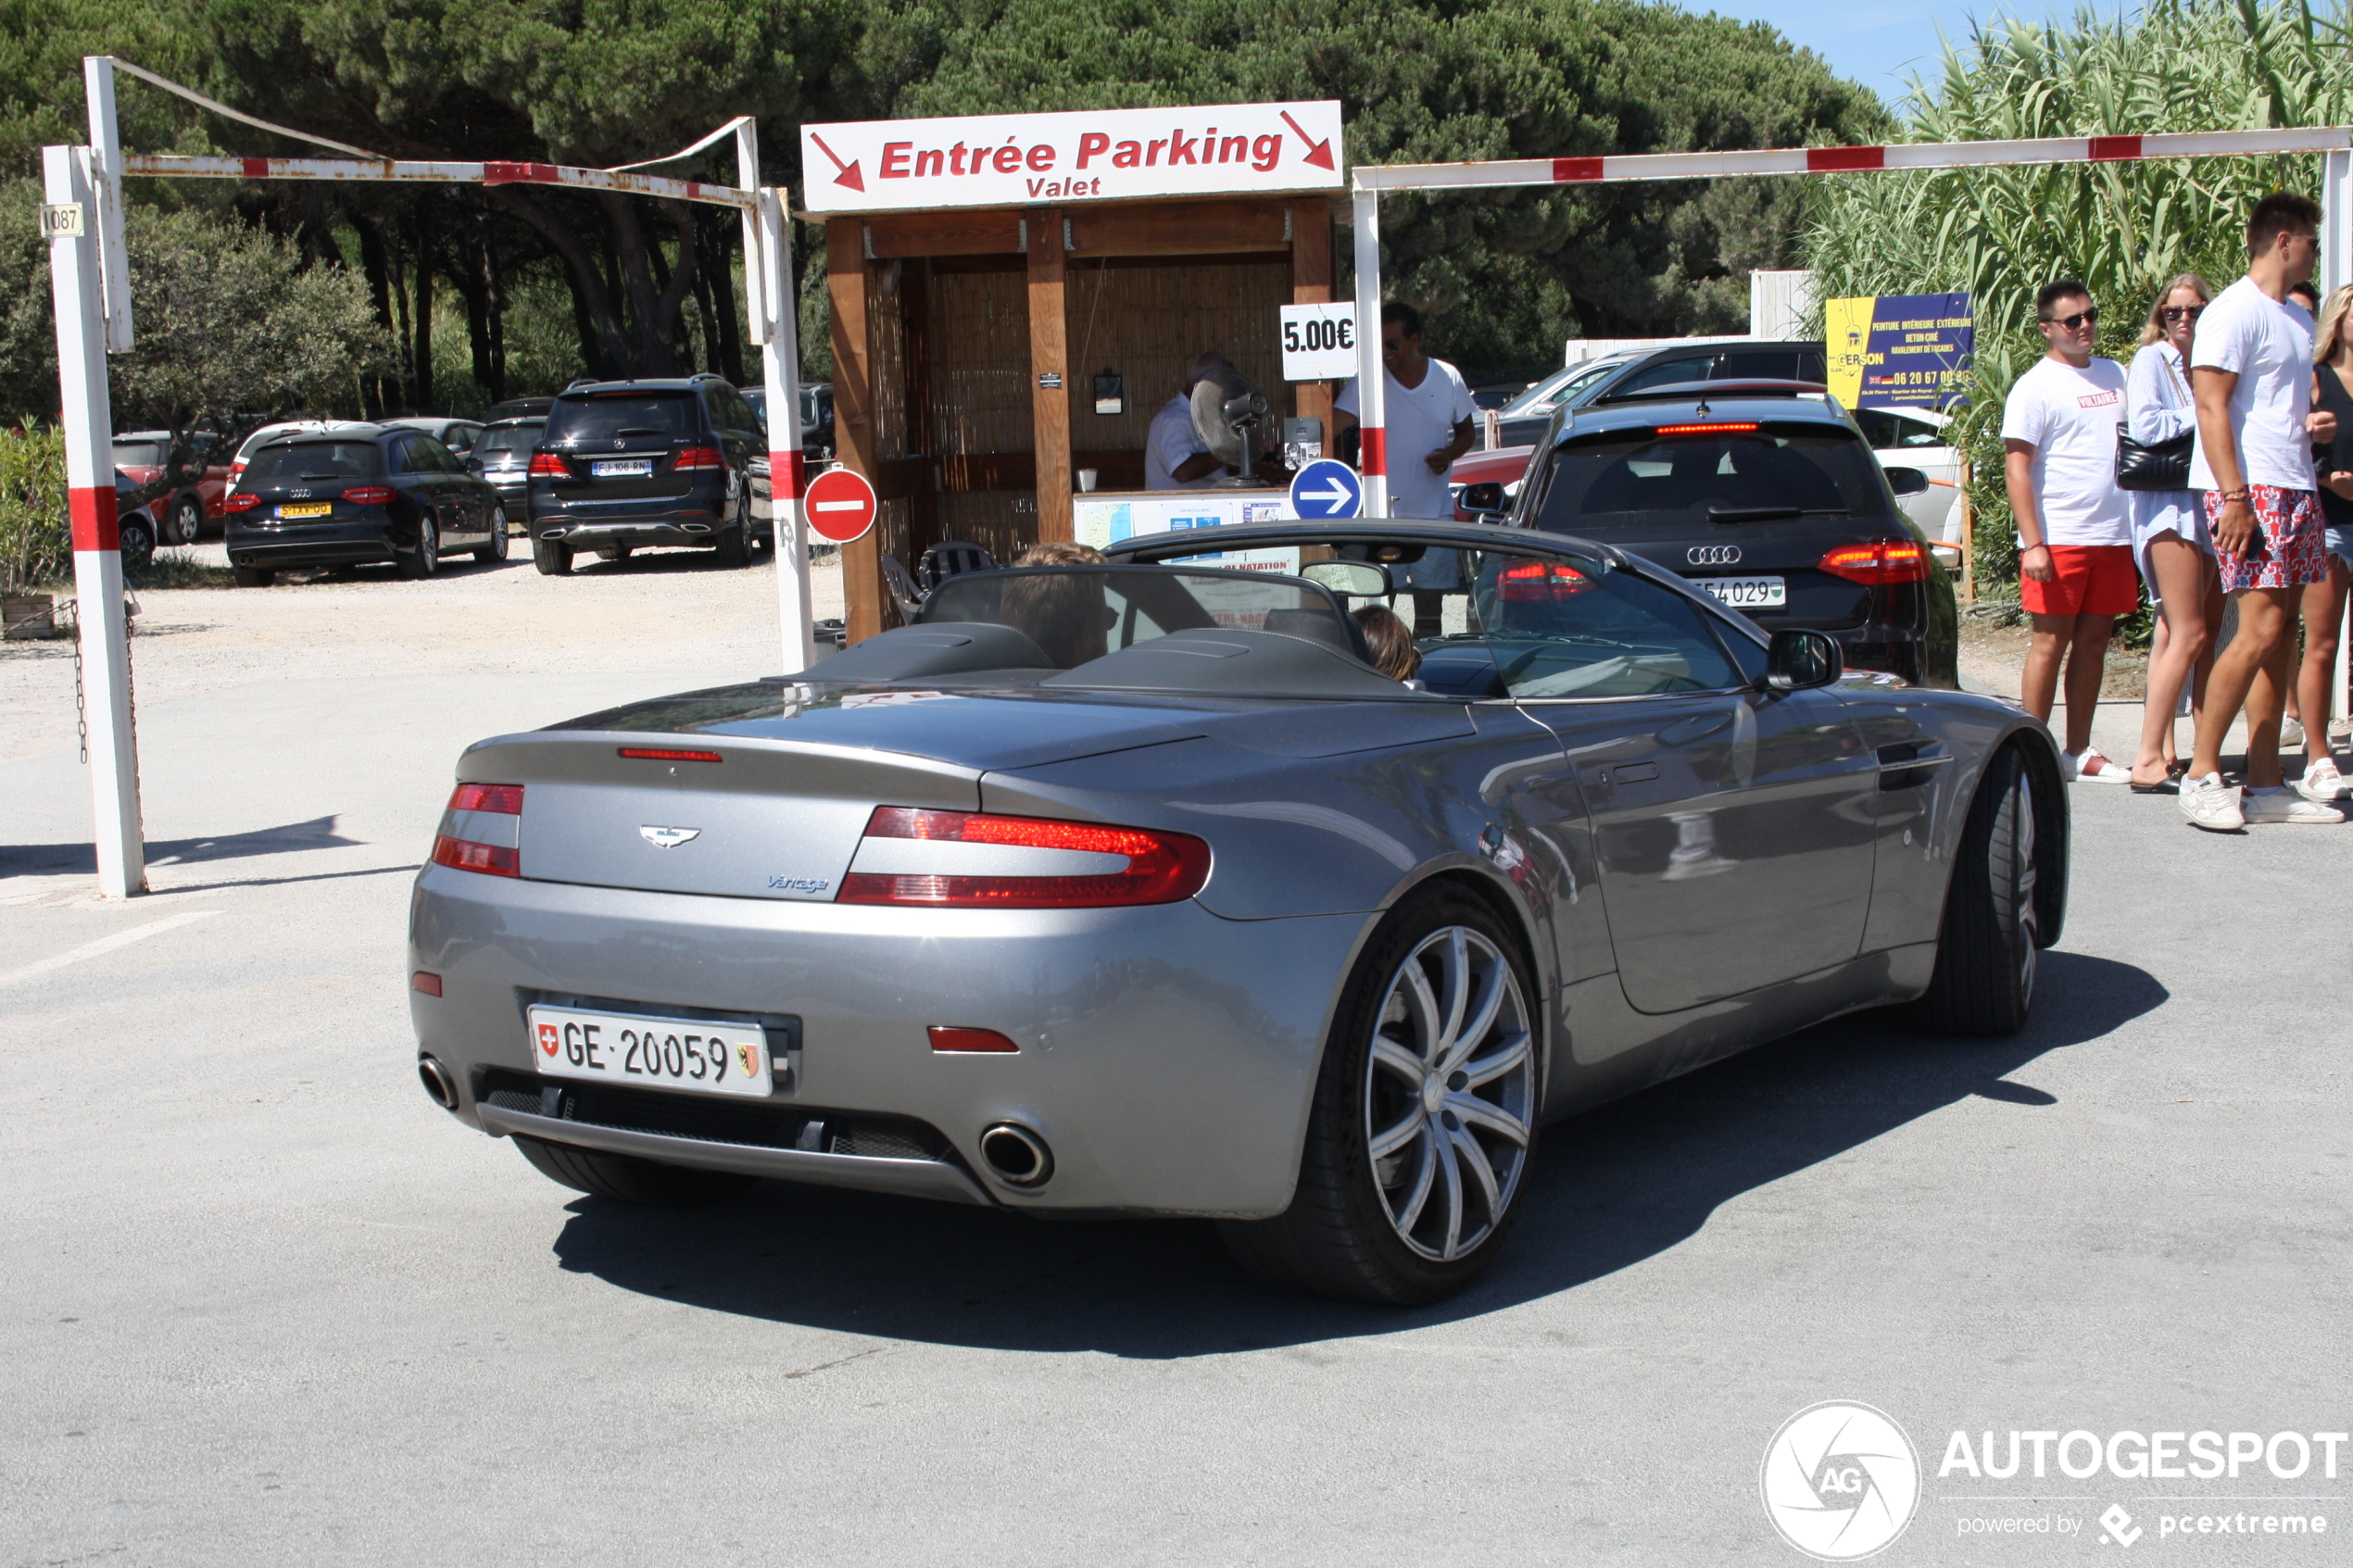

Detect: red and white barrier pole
44,142,145,897
1351,188,1388,518
737,125,813,671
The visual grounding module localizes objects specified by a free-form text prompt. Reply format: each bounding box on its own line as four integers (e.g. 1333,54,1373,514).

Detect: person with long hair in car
2125,274,2221,791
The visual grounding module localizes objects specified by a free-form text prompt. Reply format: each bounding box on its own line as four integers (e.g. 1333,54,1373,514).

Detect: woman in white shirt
2127,274,2221,790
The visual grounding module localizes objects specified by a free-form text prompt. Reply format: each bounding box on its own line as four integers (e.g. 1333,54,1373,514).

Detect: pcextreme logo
1762,1401,1922,1561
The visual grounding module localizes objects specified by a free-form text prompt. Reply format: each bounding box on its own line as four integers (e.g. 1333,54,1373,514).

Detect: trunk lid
539,391,703,505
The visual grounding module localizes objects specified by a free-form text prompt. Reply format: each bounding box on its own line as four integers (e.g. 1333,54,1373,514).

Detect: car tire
170,495,203,546
533,536,572,576
117,512,156,571
713,522,750,570
232,565,275,587
474,506,509,563
513,1135,753,1206
1218,884,1539,1305
1906,744,2041,1036
398,514,439,580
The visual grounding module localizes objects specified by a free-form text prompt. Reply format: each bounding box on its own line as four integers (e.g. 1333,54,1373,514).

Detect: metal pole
1351,188,1387,518
83,58,132,352
2328,149,2352,746
737,126,813,672
44,144,144,897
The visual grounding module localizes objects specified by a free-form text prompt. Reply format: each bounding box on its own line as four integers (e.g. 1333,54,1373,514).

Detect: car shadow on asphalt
1,815,363,877
546,950,2166,1356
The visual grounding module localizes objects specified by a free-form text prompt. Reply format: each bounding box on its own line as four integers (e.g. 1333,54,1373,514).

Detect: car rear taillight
837,807,1211,909
223,491,262,513
434,782,523,877
1497,559,1591,601
529,452,571,477
344,485,396,506
1818,540,1931,585
673,445,724,470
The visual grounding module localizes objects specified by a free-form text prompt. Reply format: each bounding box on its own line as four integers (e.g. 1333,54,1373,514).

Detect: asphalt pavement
1,554,2346,1566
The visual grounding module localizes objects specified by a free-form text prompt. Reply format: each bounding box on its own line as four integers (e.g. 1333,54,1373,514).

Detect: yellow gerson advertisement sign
1825,293,1973,410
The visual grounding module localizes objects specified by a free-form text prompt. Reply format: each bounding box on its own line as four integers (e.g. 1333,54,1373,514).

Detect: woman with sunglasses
2125,274,2221,790
2299,283,2353,800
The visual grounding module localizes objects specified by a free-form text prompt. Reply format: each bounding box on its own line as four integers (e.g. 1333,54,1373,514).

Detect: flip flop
2131,777,2180,794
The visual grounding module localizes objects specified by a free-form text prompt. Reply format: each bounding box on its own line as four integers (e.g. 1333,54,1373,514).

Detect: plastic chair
878,554,925,624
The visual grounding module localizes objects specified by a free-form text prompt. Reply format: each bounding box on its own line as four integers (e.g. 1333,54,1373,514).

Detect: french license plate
278,501,332,519
591,458,653,478
1699,575,1786,608
527,1004,773,1098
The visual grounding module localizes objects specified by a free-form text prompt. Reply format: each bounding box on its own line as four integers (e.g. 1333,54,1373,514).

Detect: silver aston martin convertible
407,521,2068,1303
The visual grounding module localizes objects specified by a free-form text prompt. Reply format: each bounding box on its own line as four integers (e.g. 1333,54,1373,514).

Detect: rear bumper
226,519,397,567
537,516,722,548
407,864,1370,1216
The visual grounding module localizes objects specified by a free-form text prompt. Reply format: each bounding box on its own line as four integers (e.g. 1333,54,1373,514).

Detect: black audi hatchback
223,428,506,586
1471,384,1957,685
525,373,768,573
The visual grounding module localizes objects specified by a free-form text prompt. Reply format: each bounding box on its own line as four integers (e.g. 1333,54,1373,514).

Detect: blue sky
1690,1,2099,113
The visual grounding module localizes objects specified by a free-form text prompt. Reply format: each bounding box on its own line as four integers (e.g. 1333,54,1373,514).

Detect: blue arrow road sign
1289,458,1363,519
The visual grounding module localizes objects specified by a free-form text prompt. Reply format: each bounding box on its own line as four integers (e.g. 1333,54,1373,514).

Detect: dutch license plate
278,502,332,519
591,458,653,478
1700,575,1786,608
526,1004,773,1098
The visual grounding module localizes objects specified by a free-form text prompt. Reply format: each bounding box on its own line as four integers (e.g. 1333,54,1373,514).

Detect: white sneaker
2280,717,2307,748
2063,746,2132,784
2177,772,2246,831
2243,786,2344,824
2296,756,2349,803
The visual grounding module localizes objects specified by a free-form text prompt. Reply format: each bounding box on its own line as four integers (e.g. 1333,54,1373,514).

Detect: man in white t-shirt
2001,279,2135,783
2178,192,2345,829
1144,353,1231,491
1333,302,1476,624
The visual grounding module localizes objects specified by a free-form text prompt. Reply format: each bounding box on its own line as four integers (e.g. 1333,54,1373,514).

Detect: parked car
228,420,382,490
1465,380,1958,686
1493,340,1831,448
111,430,229,545
384,416,485,458
483,396,555,425
1853,405,1963,552
526,373,769,574
223,427,506,586
740,381,836,458
408,529,2065,1303
1448,445,1537,521
470,417,545,520
112,470,157,569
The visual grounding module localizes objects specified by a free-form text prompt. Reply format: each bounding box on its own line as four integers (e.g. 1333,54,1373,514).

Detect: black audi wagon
223,428,506,586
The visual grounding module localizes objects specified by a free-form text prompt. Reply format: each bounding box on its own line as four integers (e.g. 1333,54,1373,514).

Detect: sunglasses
2160,306,2204,322
2039,307,2098,329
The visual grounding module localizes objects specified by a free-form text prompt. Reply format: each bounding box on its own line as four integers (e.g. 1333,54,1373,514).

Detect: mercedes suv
526,374,769,573
1470,383,1957,686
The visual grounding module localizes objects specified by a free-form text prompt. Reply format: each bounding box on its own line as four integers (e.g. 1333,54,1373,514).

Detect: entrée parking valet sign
799,101,1344,214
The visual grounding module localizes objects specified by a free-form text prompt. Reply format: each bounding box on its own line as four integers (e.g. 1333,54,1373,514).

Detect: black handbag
2116,351,2193,491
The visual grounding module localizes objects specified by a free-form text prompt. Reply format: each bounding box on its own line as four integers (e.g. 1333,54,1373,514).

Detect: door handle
1612,762,1659,783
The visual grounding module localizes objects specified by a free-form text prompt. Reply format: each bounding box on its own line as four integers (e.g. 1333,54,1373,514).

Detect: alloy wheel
1363,925,1534,1261
2008,772,2038,1002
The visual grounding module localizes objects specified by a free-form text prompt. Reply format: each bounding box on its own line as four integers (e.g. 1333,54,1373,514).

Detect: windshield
920,565,1360,670
475,421,544,457
545,392,696,445
1503,358,1628,420
245,441,384,484
1531,424,1889,533
112,440,168,467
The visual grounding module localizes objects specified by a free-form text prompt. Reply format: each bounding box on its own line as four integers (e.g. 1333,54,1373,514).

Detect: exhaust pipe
417,1056,460,1110
978,1123,1053,1187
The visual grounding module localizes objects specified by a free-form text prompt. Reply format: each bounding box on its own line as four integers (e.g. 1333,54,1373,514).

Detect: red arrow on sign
808,132,864,193
1280,111,1334,171
803,466,878,544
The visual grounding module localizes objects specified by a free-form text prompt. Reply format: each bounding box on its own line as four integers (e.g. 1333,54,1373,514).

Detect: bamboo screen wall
1063,257,1291,465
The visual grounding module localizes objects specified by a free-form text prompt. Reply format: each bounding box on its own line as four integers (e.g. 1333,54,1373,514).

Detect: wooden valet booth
799,101,1349,641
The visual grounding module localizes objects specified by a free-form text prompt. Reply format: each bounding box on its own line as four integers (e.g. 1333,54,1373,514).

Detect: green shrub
0,421,68,595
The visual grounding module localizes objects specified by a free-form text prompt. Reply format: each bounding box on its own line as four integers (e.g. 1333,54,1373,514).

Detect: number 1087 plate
528,1005,772,1097
1699,575,1786,608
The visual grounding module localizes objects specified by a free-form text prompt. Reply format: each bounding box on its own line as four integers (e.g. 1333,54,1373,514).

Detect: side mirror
1883,465,1930,496
1300,558,1393,597
1763,627,1842,692
1458,481,1508,519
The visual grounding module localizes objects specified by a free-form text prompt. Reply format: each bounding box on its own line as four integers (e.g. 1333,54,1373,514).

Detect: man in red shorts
2181,193,2345,829
2002,278,2137,783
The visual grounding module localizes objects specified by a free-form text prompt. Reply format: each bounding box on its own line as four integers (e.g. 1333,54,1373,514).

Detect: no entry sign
804,466,878,544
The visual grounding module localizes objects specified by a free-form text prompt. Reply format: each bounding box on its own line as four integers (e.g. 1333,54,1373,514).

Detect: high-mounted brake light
1818,540,1931,585
1654,421,1761,436
343,485,396,506
838,807,1212,909
528,452,570,477
617,746,722,762
449,782,524,814
222,491,262,512
673,445,725,470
